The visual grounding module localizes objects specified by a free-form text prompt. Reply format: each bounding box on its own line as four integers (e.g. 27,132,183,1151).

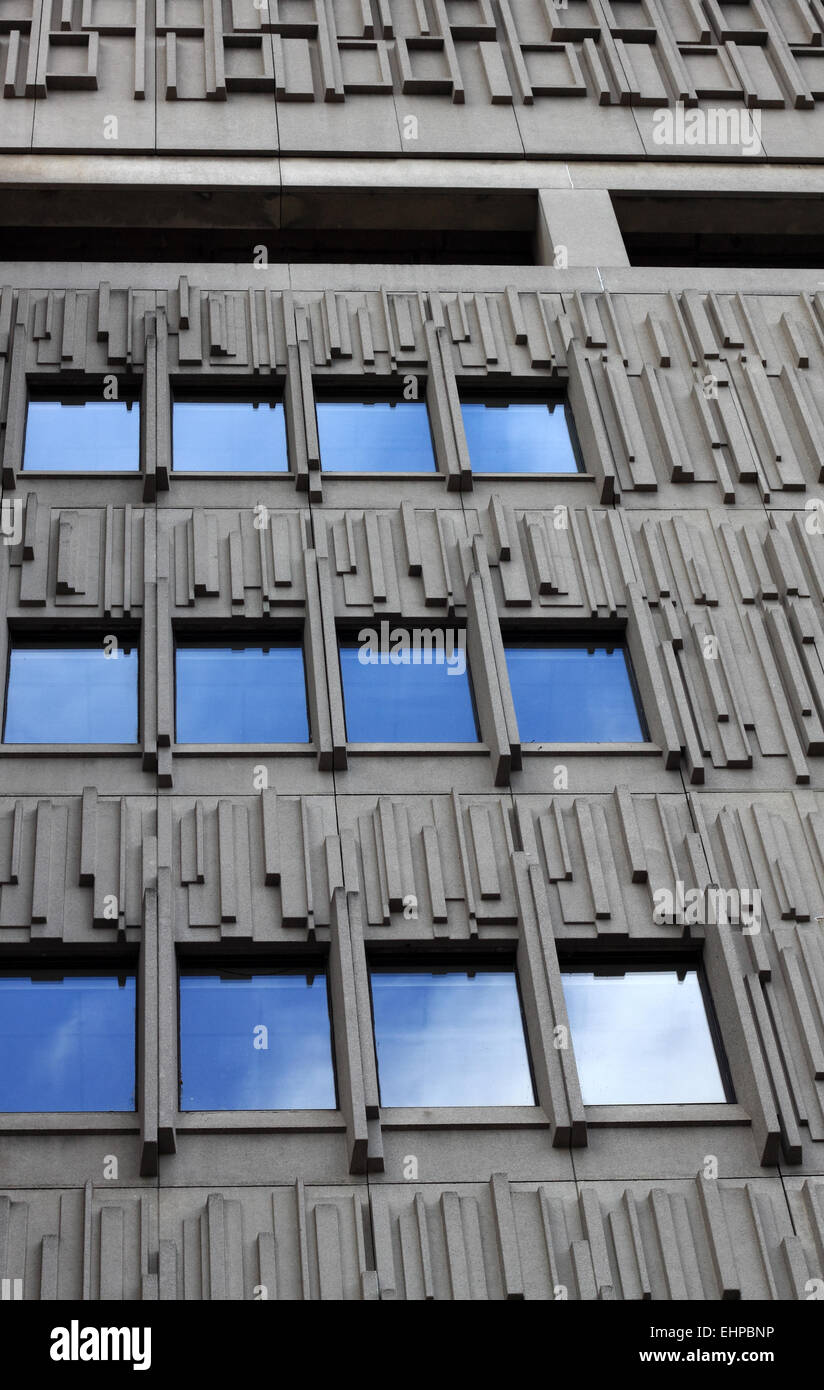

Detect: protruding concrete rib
441,1192,471,1302
625,584,682,771
156,862,178,1157
328,886,369,1175
565,344,617,503
650,1189,688,1302
613,786,648,883
750,977,804,1165
512,852,586,1147
780,1235,811,1299
79,785,97,887
489,1175,524,1301
138,886,159,1178
465,572,510,786
2,295,28,489
353,1194,378,1302
472,535,521,765
696,1176,741,1300
580,1189,614,1299
82,1181,93,1302
369,1189,396,1302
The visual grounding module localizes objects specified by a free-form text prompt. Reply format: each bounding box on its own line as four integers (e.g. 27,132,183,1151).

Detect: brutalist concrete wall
2,0,824,1302
1,0,824,157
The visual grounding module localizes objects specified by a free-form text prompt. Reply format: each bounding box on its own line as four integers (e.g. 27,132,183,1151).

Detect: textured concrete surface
2,0,824,1301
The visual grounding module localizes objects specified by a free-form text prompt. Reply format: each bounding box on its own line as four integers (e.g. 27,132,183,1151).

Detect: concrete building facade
1,0,824,1302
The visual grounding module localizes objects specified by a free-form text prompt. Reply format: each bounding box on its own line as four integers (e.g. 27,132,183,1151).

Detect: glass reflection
0,974,136,1111
561,968,728,1105
179,971,336,1110
175,644,309,743
461,401,580,474
4,644,138,744
505,644,646,743
371,968,535,1106
173,400,288,472
23,398,140,472
317,400,437,472
339,639,478,742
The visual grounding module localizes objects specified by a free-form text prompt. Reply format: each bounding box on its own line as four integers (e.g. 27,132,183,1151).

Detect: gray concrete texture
2,0,824,1301
1,0,824,156
1,267,824,1296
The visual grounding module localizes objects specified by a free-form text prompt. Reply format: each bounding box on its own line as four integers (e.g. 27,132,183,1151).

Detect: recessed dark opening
613,193,824,268
0,186,538,264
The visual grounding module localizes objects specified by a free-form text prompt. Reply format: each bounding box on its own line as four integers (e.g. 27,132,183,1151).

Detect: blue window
3,641,139,744
339,632,478,742
175,642,310,743
172,398,289,472
370,967,535,1107
561,966,729,1105
461,399,580,474
23,396,140,472
505,643,646,743
0,972,136,1112
179,969,336,1111
317,397,437,473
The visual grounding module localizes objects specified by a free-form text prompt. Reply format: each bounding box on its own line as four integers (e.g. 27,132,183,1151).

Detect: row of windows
2,636,647,745
20,392,581,476
0,962,730,1114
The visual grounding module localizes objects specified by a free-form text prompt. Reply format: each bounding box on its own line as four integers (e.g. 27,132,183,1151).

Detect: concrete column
536,187,630,268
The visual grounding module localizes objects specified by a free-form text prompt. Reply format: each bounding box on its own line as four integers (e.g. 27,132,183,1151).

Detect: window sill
471,471,589,480
584,1103,748,1126
173,743,314,754
0,744,141,755
346,742,488,754
169,471,292,479
0,1112,138,1131
176,1110,344,1131
520,741,660,756
19,470,141,478
379,1106,546,1128
319,471,441,479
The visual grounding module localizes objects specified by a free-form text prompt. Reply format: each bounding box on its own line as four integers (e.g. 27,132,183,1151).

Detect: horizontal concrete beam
2,155,824,196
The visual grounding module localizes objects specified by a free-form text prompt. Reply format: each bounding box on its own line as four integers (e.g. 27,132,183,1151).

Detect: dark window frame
367,953,539,1109
0,959,139,1115
457,386,585,476
176,957,340,1113
501,628,650,744
170,378,290,476
21,377,143,476
558,949,736,1106
314,378,439,476
173,628,312,746
2,626,141,747
336,621,481,745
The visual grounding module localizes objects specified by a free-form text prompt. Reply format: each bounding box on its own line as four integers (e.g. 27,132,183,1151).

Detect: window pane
23,399,140,472
179,971,336,1110
173,401,288,472
561,968,727,1105
339,639,477,742
317,400,437,472
505,645,645,742
0,974,135,1111
371,969,535,1107
461,401,579,474
4,645,138,743
175,645,309,743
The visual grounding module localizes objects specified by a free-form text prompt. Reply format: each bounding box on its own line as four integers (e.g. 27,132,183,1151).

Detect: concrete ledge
585,1104,751,1127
